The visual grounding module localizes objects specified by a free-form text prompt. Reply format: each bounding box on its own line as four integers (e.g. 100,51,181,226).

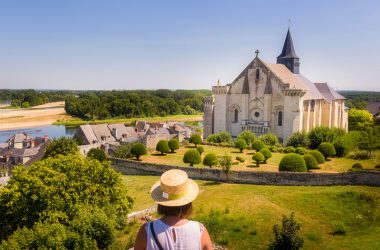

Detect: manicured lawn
139,145,380,173
119,175,380,249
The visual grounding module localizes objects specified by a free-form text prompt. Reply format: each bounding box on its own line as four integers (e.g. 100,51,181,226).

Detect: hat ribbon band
161,189,187,200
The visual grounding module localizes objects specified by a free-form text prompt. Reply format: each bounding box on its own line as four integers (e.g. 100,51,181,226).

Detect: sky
0,0,379,91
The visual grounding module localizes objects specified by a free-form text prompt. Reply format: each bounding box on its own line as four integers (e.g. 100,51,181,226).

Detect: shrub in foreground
308,150,325,164
252,140,266,151
203,153,218,168
87,148,107,162
235,139,248,152
183,149,201,166
168,139,179,153
131,143,147,160
44,137,79,158
318,142,336,160
189,134,202,147
279,153,307,172
270,212,304,250
259,148,272,163
156,140,170,155
303,154,319,171
252,152,265,167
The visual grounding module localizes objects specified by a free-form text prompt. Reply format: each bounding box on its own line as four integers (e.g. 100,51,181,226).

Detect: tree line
339,91,380,110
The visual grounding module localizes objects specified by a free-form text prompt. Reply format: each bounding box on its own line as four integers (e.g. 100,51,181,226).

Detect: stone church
203,29,348,142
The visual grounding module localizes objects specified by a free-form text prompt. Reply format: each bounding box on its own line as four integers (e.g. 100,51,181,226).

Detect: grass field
139,145,380,173
119,175,380,250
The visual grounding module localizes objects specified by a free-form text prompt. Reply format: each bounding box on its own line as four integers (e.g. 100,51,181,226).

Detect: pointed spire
277,29,298,59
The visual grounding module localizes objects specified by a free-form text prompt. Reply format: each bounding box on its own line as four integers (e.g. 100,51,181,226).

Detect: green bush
131,143,147,160
189,134,202,147
113,143,135,159
295,147,307,155
286,131,310,148
252,152,265,167
237,130,256,145
183,149,201,166
279,153,307,172
156,140,170,155
333,137,348,157
259,148,272,163
352,163,363,170
308,127,331,149
235,156,245,163
270,212,304,250
168,139,179,153
309,150,325,164
235,139,248,152
347,150,371,160
196,146,205,155
269,146,278,152
283,146,295,154
259,133,279,146
203,153,218,168
206,132,232,144
252,140,266,151
303,154,319,171
44,137,79,158
87,148,107,162
318,142,336,160
332,222,347,235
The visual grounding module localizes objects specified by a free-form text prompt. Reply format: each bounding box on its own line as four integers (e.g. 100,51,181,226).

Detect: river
0,125,77,142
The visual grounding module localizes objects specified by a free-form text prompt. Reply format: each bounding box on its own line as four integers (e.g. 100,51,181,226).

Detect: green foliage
203,153,219,168
235,139,248,153
0,155,133,247
286,131,310,148
168,139,179,153
347,150,371,160
279,153,307,172
331,222,347,235
308,127,331,149
206,131,232,144
259,148,272,163
87,148,107,162
0,89,69,108
283,146,295,154
358,127,380,155
303,154,319,171
113,143,135,159
295,147,307,155
237,130,256,145
219,154,233,182
259,133,279,146
270,212,304,250
318,142,336,160
348,109,374,131
269,146,279,152
130,143,147,160
308,150,325,164
333,137,348,157
44,137,79,158
352,163,363,170
189,134,202,147
252,140,266,151
235,156,245,163
196,146,205,155
252,152,265,167
156,140,170,155
183,149,201,166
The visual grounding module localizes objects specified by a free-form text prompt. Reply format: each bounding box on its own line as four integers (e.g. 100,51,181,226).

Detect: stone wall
111,158,380,187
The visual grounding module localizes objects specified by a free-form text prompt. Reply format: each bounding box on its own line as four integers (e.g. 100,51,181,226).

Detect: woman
135,169,213,250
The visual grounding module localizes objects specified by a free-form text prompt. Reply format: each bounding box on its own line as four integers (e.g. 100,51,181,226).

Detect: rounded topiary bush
156,140,170,155
279,153,307,172
309,150,325,164
295,147,307,155
235,139,248,152
318,142,336,160
130,143,147,160
203,153,218,168
259,148,272,163
196,146,205,155
252,140,266,151
303,154,319,171
352,163,363,170
252,152,265,167
168,139,179,153
189,134,202,147
183,149,201,166
87,148,107,162
283,146,295,154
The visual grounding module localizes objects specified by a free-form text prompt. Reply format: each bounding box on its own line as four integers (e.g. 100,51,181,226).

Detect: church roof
314,83,345,102
277,29,298,59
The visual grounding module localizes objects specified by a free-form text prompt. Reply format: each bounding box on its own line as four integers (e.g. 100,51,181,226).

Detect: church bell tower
277,29,300,74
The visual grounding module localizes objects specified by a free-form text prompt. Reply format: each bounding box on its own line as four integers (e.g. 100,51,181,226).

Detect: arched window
234,109,239,122
256,69,260,80
278,111,283,126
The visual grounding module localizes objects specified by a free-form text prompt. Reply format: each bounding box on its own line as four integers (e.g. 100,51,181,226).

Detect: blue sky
0,0,379,91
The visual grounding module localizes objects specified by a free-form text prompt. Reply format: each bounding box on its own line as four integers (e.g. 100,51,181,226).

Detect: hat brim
150,179,199,207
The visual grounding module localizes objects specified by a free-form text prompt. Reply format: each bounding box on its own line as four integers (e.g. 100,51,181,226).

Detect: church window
256,69,260,80
254,112,260,117
278,111,283,126
234,109,239,122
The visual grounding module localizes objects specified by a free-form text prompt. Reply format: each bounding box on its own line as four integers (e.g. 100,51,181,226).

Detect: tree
189,134,202,147
113,143,135,159
252,140,266,151
237,130,256,145
318,142,336,160
168,139,179,153
87,148,107,162
196,146,205,155
235,139,248,153
183,149,201,166
203,153,218,168
219,154,233,182
44,137,79,158
252,152,265,167
358,128,380,155
286,131,310,148
156,140,170,155
259,133,279,146
270,212,304,250
279,153,307,172
303,154,319,171
0,155,133,247
259,148,272,163
131,143,147,160
348,109,374,131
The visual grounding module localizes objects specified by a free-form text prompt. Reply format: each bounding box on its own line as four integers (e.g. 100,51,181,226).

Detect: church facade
203,29,348,142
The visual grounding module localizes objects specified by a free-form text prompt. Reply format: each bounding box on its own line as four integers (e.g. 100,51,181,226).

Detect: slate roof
277,29,299,59
91,124,116,143
79,125,98,144
108,124,139,140
365,102,380,116
314,83,345,102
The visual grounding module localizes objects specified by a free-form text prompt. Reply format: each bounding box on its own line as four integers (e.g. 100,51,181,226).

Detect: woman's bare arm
201,227,213,250
134,223,147,250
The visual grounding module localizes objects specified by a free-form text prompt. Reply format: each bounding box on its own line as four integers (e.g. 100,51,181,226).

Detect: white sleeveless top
146,219,202,250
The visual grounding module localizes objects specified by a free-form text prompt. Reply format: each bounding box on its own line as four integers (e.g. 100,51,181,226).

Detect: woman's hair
157,202,193,218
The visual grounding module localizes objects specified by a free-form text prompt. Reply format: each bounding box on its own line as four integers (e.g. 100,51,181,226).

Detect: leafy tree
219,154,233,182
286,131,310,148
279,153,307,172
270,212,304,250
156,140,170,155
183,149,201,166
87,148,107,162
358,128,380,155
259,148,272,163
259,133,279,146
303,154,319,171
252,140,266,151
44,137,79,158
235,139,248,153
237,130,256,145
131,143,147,160
203,153,218,168
348,109,374,131
252,152,265,167
189,134,202,147
318,142,336,160
196,146,205,155
168,139,179,153
308,150,325,164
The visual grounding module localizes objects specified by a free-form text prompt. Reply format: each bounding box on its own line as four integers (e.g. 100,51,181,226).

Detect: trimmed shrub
286,131,310,148
189,134,202,147
259,148,272,163
347,150,370,160
183,149,201,166
269,146,278,152
87,148,107,162
168,139,179,153
203,153,218,168
295,147,307,155
237,130,256,145
235,139,248,153
130,143,147,160
156,140,170,155
252,140,266,151
318,142,336,160
259,133,279,146
235,156,245,163
252,152,265,167
206,132,232,144
283,146,295,154
279,153,307,172
196,146,205,155
303,154,319,171
352,163,363,170
309,150,325,164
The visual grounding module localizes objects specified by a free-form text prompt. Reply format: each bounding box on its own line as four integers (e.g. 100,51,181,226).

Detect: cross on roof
255,49,260,58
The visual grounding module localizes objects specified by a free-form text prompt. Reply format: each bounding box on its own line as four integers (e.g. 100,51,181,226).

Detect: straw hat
151,169,199,207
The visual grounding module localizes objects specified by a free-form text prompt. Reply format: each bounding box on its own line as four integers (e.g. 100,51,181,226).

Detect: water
0,125,77,142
